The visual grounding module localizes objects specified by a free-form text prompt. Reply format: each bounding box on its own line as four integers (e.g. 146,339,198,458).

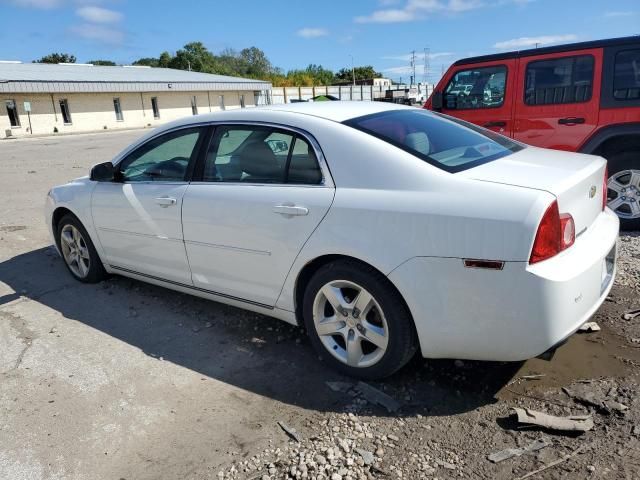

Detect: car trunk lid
459,147,606,236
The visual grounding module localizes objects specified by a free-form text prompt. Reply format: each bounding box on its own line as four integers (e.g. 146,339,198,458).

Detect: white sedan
45,102,618,379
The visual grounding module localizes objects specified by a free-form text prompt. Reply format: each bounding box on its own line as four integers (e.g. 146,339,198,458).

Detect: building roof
453,35,640,67
0,62,271,94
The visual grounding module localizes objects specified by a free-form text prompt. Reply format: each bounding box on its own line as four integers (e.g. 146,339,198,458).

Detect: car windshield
344,109,524,173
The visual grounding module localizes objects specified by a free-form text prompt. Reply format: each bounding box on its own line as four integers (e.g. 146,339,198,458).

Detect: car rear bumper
388,208,619,361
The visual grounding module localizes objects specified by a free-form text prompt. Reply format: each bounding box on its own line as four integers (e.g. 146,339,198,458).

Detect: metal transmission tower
410,50,416,86
423,47,430,84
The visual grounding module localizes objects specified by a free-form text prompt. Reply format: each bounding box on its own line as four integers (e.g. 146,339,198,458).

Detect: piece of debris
277,421,301,443
355,381,400,413
623,309,640,320
562,386,605,410
454,359,464,368
354,448,374,465
515,445,586,480
513,407,594,433
578,322,601,332
488,438,550,463
325,381,353,393
521,374,546,381
603,400,629,413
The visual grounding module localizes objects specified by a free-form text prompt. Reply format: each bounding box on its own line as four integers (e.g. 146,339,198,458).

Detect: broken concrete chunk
603,400,629,413
355,381,400,413
277,421,301,443
488,438,550,463
578,322,601,332
513,407,594,433
354,448,374,465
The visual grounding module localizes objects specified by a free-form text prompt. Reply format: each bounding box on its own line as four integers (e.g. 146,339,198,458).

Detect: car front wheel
303,260,417,379
56,214,106,283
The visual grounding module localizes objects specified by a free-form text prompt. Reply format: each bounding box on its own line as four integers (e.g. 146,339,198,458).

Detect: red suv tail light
602,166,608,211
529,201,575,264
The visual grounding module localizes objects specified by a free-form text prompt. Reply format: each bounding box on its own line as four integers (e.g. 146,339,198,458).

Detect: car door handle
558,117,585,125
155,196,177,207
273,204,309,216
483,121,507,128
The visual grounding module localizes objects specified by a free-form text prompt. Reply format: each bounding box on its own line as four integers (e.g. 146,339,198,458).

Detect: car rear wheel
57,214,106,283
607,151,640,231
303,260,417,379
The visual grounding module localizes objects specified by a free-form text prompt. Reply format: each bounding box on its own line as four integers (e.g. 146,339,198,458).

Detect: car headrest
404,132,430,155
236,140,281,178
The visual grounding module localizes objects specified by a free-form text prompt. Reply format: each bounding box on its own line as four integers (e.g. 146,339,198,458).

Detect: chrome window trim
197,121,333,188
110,121,335,188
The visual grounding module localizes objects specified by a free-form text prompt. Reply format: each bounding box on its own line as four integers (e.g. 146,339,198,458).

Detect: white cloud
296,27,329,38
355,0,528,23
70,23,124,45
493,34,577,49
605,11,636,17
76,6,122,23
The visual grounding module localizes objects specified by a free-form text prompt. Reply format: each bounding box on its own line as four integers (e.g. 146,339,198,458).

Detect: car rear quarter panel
275,124,554,313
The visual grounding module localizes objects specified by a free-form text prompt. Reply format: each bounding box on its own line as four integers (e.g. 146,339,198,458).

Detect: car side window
524,55,594,106
444,65,507,110
119,128,203,182
613,49,640,101
287,136,322,184
203,126,321,185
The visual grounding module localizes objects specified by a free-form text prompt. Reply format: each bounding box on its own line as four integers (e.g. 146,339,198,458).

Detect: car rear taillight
602,166,608,211
529,201,575,264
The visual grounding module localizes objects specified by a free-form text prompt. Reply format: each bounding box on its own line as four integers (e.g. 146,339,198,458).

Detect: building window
219,95,225,111
191,95,198,115
524,55,594,105
240,94,245,108
613,49,640,101
5,99,20,127
151,97,160,119
59,99,72,124
113,98,124,121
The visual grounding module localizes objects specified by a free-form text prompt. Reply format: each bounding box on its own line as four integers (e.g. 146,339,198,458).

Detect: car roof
160,101,412,132
453,35,640,67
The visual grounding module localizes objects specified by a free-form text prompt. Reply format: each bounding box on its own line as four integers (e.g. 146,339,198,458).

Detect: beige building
0,62,271,138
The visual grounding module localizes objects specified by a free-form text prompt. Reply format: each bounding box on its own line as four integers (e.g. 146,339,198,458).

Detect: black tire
606,150,640,231
303,260,418,379
56,214,107,283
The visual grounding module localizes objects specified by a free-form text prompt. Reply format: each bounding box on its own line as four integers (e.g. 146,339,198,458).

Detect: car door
513,50,601,150
181,124,335,307
91,126,207,284
439,60,516,136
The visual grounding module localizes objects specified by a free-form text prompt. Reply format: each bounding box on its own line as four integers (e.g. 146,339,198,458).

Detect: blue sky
1,0,639,83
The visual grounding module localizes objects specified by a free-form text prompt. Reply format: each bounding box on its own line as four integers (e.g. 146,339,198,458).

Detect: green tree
169,42,215,72
335,65,382,82
158,51,172,68
88,60,116,66
132,57,160,67
305,64,335,85
239,47,272,77
34,53,76,64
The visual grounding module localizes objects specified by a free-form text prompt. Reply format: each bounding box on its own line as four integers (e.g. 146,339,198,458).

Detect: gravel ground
0,131,639,480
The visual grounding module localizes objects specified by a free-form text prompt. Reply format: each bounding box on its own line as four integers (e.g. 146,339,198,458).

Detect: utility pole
349,54,355,86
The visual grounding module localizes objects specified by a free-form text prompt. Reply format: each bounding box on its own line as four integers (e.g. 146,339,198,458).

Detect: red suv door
438,60,516,136
512,49,602,151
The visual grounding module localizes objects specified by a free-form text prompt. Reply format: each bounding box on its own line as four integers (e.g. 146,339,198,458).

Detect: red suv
425,36,640,230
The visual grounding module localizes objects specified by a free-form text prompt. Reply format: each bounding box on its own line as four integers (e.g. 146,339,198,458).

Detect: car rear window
344,109,524,173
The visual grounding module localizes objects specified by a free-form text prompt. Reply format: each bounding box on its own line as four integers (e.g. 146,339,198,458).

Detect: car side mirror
431,91,443,111
90,161,115,182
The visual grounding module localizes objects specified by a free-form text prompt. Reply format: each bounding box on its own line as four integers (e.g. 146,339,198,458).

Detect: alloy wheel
60,224,91,278
312,280,389,368
608,169,640,219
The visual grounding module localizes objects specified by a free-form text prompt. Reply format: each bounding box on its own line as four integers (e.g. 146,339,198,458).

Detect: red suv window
524,55,595,106
613,49,640,101
443,65,507,110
